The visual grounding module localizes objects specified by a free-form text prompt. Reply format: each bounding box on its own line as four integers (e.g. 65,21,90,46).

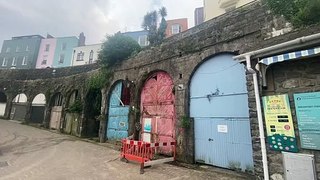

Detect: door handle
208,138,213,142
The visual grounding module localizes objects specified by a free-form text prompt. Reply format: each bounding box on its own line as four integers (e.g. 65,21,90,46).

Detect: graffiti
206,88,220,102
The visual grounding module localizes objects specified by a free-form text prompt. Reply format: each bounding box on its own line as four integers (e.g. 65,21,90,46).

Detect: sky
0,0,203,49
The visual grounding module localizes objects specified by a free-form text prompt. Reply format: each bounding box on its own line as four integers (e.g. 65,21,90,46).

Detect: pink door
141,72,175,153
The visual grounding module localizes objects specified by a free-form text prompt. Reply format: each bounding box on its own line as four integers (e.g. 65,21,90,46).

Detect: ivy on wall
263,0,320,27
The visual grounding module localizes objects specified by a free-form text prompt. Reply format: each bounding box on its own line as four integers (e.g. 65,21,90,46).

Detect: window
2,58,7,66
45,44,50,52
41,55,47,65
12,57,16,66
16,46,21,52
59,54,65,64
62,43,67,50
6,47,10,53
25,45,29,51
171,24,181,35
138,35,149,46
22,56,27,65
89,50,94,63
76,51,84,61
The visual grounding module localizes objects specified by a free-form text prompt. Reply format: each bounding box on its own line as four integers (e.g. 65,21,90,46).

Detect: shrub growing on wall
67,99,83,113
98,32,141,67
263,0,320,27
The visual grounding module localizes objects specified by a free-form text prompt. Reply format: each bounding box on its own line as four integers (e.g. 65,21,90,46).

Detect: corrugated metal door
50,106,62,129
141,72,175,153
106,82,129,140
190,54,253,171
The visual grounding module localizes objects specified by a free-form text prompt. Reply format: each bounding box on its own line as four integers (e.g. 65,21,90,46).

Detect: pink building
165,18,188,38
36,37,57,68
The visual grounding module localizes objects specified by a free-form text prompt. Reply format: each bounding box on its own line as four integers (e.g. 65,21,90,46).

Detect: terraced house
0,35,43,69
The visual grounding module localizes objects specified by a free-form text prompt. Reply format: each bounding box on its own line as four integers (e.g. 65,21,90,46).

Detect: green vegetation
180,116,191,128
87,67,112,90
98,32,141,67
67,99,83,113
142,7,167,45
264,0,320,27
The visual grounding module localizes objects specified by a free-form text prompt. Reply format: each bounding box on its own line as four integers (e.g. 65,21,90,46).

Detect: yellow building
204,0,256,21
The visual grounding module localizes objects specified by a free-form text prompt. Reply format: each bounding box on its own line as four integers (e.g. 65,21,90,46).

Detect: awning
259,46,320,65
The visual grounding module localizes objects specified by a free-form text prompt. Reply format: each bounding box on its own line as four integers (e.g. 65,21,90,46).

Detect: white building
204,0,256,21
71,44,102,66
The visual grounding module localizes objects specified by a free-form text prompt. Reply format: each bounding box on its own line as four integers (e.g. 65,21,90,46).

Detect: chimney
47,34,54,38
78,32,86,46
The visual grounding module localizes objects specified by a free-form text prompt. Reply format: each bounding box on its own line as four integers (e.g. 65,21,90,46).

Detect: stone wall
0,1,319,178
262,57,320,179
105,1,320,172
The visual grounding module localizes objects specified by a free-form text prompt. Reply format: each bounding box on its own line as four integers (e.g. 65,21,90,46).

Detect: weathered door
190,54,254,171
106,82,129,140
50,106,62,129
31,106,45,123
0,103,6,116
141,72,175,153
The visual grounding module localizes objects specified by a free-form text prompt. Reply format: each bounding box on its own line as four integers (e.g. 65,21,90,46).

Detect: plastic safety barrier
120,140,176,174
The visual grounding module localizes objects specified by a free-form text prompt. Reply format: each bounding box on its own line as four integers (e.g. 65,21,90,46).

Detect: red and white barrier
120,139,176,174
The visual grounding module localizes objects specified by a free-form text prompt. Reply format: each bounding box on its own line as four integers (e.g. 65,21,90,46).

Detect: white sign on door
217,125,228,133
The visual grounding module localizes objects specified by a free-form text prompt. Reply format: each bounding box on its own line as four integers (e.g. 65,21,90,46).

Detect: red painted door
141,72,175,153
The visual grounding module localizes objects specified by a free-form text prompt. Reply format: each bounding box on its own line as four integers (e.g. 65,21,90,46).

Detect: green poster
294,92,320,150
262,94,298,152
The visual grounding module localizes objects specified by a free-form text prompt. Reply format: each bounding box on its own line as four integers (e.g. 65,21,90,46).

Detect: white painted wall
32,94,46,105
72,44,102,66
204,0,256,21
12,94,27,103
0,103,6,116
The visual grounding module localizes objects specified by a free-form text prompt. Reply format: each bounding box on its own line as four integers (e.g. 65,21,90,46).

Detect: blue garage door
106,82,129,140
190,54,254,171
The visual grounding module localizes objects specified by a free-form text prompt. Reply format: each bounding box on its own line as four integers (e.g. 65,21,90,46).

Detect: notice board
262,94,298,152
294,92,320,150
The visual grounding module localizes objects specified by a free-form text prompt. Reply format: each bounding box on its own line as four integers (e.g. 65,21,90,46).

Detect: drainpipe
245,55,269,180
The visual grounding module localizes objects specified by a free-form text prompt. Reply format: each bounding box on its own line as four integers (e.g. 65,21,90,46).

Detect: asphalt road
0,120,250,180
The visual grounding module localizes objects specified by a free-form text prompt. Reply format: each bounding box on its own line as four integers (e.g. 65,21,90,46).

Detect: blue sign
294,92,320,150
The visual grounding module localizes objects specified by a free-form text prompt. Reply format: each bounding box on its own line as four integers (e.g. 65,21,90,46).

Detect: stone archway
140,71,176,154
64,90,81,135
49,93,64,130
0,92,7,117
31,93,46,124
106,80,131,141
10,93,28,121
84,89,101,138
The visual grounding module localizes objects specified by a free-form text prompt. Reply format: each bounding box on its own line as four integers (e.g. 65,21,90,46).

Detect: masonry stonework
0,1,319,179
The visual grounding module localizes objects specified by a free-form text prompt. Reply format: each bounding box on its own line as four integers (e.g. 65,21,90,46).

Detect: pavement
0,119,254,180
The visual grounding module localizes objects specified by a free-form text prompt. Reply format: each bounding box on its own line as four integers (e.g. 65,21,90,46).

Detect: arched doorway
84,89,101,138
31,93,46,123
11,93,28,121
50,93,63,130
140,71,175,153
64,90,81,135
190,53,253,171
0,92,7,117
106,80,130,141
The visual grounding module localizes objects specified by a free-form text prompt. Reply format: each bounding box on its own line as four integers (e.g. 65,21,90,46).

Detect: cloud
0,0,203,49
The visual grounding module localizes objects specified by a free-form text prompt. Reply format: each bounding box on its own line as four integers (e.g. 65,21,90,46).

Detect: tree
142,7,168,45
263,0,320,27
158,7,168,42
98,32,141,67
